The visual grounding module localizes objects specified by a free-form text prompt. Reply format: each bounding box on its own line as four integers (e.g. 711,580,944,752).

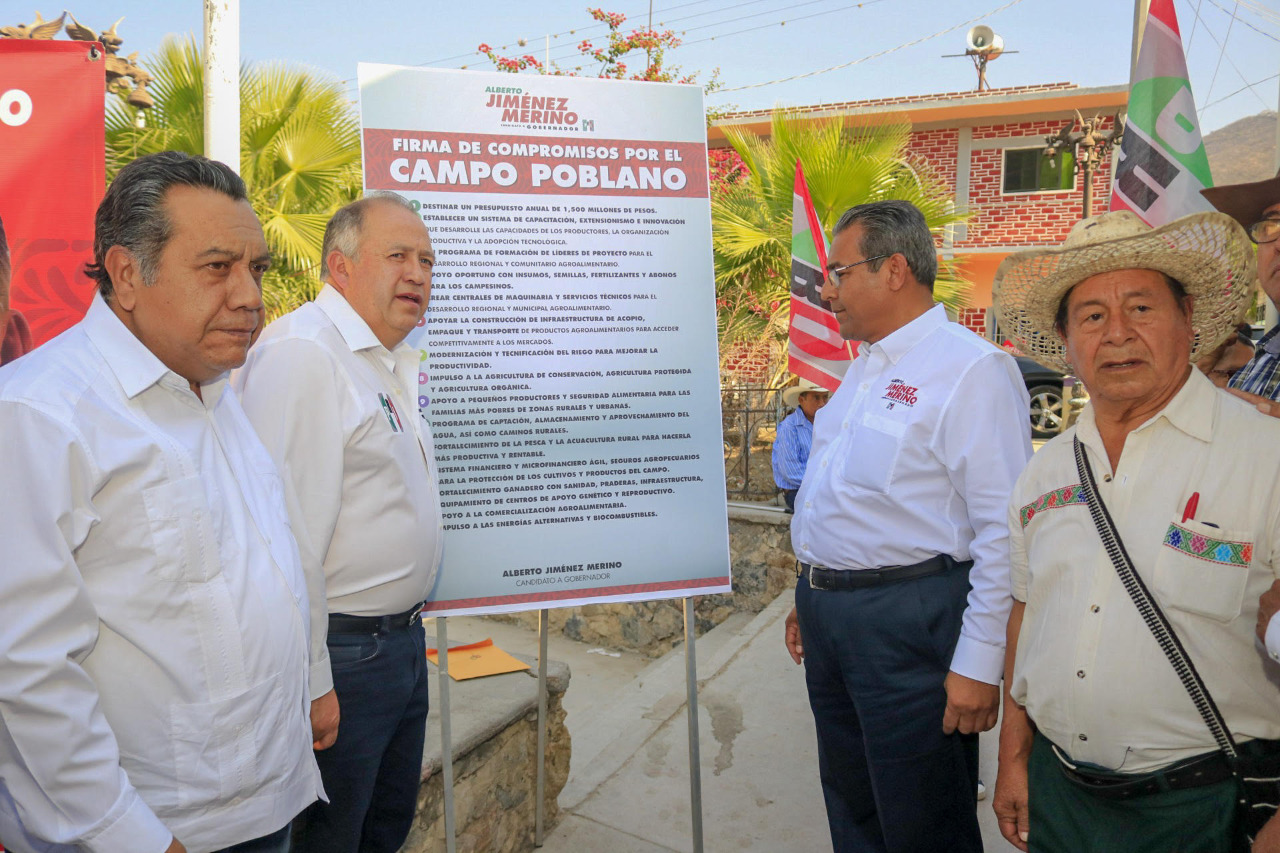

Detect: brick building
708,82,1129,338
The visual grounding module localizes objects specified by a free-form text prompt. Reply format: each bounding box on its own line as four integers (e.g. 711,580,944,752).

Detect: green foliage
105,36,362,318
711,110,969,384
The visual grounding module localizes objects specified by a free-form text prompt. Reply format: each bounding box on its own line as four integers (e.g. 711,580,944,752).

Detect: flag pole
1130,0,1151,82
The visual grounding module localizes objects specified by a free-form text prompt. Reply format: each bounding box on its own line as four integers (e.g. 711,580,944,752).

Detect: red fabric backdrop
0,40,104,351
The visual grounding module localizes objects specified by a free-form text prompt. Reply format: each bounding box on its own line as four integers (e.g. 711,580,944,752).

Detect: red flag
788,161,852,389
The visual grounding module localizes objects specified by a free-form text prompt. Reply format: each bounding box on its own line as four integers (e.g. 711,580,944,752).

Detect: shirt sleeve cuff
310,653,334,701
83,786,173,853
949,633,1005,685
1266,614,1280,664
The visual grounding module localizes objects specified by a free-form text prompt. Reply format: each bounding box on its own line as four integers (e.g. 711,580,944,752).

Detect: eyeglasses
1249,218,1280,245
826,254,890,287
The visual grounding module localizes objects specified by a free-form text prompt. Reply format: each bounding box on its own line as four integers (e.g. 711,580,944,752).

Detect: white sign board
359,65,730,616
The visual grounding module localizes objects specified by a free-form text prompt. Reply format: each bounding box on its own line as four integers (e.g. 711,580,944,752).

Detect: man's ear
883,253,910,292
104,245,143,311
327,249,352,294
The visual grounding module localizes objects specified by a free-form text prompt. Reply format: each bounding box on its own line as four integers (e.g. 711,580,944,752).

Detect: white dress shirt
791,304,1032,684
0,296,321,853
235,285,443,700
1009,370,1280,772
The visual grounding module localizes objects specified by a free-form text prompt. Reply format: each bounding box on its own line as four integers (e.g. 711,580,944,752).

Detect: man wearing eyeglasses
782,200,1031,852
1202,170,1280,406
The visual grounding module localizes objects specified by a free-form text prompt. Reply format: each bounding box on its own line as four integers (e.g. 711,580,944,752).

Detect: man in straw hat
773,378,829,512
991,209,1280,852
783,200,1031,852
1203,168,1280,410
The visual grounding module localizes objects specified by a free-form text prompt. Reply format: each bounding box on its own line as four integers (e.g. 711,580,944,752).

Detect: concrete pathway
441,594,1018,853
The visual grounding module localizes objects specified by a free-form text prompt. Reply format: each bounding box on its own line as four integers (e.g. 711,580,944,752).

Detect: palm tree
105,36,362,317
711,110,969,386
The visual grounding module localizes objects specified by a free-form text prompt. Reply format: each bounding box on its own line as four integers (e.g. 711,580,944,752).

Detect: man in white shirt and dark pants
0,151,322,853
783,200,1031,852
235,191,442,853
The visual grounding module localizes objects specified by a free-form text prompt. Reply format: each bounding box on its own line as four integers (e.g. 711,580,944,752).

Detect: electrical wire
1204,1,1240,105
1183,0,1274,111
712,0,1027,93
1202,0,1280,41
1200,71,1280,109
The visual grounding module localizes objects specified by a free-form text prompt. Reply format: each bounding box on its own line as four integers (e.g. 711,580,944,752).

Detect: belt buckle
408,605,423,627
807,564,828,591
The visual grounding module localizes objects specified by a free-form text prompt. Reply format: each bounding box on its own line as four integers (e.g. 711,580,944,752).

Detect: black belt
800,555,969,590
328,602,425,634
1051,741,1234,800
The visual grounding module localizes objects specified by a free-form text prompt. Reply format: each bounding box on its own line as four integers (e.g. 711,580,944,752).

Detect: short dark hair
832,200,937,290
84,151,248,300
1053,271,1189,336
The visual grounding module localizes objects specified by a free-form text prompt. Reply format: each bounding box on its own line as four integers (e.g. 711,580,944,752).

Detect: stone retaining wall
403,657,570,853
488,504,796,656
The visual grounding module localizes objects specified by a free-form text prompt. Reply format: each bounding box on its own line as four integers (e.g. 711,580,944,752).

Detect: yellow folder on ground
426,638,531,681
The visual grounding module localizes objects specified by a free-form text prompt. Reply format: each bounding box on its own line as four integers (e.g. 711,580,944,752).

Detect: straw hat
782,379,827,407
992,211,1256,372
1201,168,1280,229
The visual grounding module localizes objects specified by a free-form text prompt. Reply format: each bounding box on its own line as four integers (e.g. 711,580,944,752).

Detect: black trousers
795,569,981,853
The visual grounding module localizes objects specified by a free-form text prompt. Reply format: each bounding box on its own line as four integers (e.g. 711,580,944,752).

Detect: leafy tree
105,36,362,317
712,110,969,386
478,7,721,94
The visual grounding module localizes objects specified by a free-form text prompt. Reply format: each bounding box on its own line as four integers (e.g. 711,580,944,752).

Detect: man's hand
1253,809,1280,852
942,671,999,734
1227,388,1279,419
1259,580,1280,645
311,689,340,750
164,837,187,853
993,752,1031,851
784,606,804,665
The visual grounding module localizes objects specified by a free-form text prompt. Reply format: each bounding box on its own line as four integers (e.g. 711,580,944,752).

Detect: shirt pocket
1153,519,1253,623
141,476,215,582
170,674,279,809
840,413,905,494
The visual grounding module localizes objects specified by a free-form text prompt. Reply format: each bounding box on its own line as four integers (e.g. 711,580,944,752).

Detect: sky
35,0,1280,133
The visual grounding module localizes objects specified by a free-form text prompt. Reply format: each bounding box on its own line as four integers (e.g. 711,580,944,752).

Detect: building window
1002,147,1075,194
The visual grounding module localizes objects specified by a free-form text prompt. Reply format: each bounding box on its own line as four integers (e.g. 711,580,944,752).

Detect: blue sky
43,0,1280,132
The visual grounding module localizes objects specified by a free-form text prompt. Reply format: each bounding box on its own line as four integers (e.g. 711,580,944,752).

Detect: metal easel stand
435,617,457,853
684,596,705,853
535,609,549,846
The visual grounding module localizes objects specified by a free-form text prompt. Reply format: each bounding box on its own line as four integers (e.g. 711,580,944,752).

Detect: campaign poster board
358,65,730,616
0,40,104,363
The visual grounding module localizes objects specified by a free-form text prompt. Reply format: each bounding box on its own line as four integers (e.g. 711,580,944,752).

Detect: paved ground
438,594,1018,853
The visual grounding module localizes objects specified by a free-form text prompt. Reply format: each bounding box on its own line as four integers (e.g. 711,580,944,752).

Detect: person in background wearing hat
991,210,1280,852
773,379,829,512
784,200,1031,852
1203,169,1280,408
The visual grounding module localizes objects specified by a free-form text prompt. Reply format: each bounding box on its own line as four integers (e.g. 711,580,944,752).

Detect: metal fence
721,383,786,503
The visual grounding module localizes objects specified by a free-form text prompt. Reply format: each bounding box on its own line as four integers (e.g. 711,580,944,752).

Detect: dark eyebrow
195,247,239,260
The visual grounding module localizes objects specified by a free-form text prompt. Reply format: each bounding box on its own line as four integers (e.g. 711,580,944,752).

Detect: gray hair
84,151,248,300
832,200,937,290
320,191,418,281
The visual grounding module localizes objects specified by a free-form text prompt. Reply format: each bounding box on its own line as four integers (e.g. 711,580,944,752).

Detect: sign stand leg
684,597,705,853
435,617,457,853
535,609,549,846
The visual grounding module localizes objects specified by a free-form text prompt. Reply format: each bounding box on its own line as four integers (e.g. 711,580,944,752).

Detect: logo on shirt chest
881,378,918,409
379,393,405,433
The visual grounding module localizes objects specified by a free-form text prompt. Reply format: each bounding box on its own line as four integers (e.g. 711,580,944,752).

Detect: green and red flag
1110,0,1214,226
788,161,852,389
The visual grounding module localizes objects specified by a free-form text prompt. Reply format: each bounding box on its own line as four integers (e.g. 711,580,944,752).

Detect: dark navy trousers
295,623,430,853
795,569,981,853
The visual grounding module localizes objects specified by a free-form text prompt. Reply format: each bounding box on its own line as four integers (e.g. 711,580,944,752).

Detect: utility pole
204,0,239,174
1130,0,1151,82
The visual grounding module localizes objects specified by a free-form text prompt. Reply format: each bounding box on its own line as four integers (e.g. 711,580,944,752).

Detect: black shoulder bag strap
1070,435,1280,843
1071,435,1239,760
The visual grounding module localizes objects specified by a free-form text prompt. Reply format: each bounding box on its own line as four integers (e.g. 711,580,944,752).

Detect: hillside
1204,110,1277,185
